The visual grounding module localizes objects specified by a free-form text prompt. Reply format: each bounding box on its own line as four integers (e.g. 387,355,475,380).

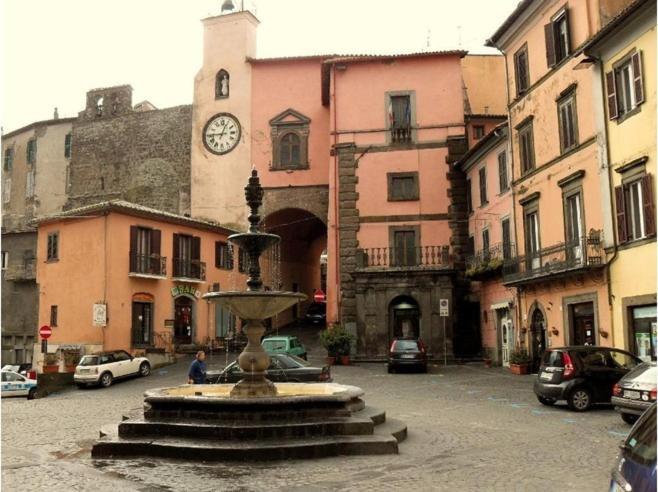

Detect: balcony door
565,192,583,264
524,211,540,270
393,230,417,267
173,234,201,279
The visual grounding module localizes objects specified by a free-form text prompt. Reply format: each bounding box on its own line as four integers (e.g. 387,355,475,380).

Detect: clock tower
190,10,258,229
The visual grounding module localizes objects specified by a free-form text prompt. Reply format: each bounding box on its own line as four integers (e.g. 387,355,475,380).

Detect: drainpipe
102,213,108,350
332,64,341,325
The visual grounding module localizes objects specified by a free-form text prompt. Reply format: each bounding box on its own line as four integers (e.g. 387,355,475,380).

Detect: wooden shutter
173,233,180,259
641,174,655,236
614,186,628,243
544,23,556,68
631,51,644,105
215,241,220,268
605,71,618,120
563,8,571,56
129,226,138,272
192,236,201,261
151,229,161,258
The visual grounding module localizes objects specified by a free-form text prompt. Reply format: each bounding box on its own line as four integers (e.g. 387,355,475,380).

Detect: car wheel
621,413,638,425
420,364,428,374
536,395,556,406
139,362,151,377
27,388,37,400
100,372,113,388
567,387,592,411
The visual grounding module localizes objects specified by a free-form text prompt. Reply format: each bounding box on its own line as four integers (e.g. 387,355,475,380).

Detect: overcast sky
1,0,518,133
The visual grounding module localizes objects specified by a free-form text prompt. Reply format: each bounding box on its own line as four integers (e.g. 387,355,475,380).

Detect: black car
610,402,657,492
304,302,326,325
206,353,332,384
612,362,657,424
388,338,427,373
533,346,642,411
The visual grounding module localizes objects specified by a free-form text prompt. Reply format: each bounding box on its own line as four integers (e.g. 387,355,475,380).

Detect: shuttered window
558,91,578,153
279,133,301,167
606,51,645,121
545,8,570,68
64,133,72,159
501,218,511,259
26,139,37,165
473,125,485,140
514,45,530,95
482,229,490,259
615,174,655,243
518,121,535,174
3,148,13,171
393,230,417,267
498,151,509,193
47,232,59,261
388,172,419,201
478,167,488,206
129,226,162,275
50,306,58,327
215,241,233,270
466,178,473,214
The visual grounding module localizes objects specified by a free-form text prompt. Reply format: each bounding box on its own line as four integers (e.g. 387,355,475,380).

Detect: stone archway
389,295,421,342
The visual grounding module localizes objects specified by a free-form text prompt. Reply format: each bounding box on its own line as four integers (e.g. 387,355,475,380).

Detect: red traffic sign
313,289,326,303
39,325,52,339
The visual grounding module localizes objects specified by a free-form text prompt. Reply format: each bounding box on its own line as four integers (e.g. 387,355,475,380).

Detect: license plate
540,371,552,380
401,354,416,359
624,390,641,400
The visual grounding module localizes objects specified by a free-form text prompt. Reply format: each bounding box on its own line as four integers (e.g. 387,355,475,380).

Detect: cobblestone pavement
2,340,630,491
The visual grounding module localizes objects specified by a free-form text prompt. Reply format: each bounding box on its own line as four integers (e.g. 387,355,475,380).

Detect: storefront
629,305,657,362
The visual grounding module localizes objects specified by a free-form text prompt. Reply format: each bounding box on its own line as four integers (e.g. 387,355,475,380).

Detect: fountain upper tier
228,232,279,257
203,290,306,320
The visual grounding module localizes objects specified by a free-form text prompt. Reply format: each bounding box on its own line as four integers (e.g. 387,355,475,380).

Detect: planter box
325,356,336,366
339,355,350,366
42,365,59,374
509,363,529,375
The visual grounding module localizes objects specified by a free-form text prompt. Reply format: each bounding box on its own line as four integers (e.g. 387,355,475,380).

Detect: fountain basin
146,382,363,400
202,291,306,320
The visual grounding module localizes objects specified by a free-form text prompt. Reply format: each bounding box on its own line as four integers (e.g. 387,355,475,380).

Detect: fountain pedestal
232,319,277,398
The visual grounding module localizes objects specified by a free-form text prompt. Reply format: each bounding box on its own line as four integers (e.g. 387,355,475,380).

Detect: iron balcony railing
172,258,206,281
466,242,516,270
356,245,451,269
129,253,166,277
391,125,412,144
502,231,604,284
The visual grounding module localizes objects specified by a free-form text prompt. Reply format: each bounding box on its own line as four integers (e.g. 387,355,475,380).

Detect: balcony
390,125,412,144
129,253,166,279
356,245,451,270
3,260,36,281
172,258,206,282
465,243,515,281
502,231,605,286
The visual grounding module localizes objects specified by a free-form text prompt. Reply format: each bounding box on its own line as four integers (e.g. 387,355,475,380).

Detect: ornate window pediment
270,109,311,170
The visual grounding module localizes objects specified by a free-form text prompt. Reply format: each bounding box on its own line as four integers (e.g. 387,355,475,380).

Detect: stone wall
262,185,329,226
66,105,192,214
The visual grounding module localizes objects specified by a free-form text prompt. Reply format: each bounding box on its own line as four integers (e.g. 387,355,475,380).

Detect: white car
1,370,37,399
74,350,151,388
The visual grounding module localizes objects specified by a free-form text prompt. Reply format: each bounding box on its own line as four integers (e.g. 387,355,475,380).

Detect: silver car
612,362,657,424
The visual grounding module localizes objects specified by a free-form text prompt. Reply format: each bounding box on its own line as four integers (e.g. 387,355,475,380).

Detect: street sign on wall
93,303,107,326
39,325,52,339
439,299,449,317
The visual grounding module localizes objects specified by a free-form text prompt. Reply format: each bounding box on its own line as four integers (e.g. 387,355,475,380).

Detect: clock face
202,113,241,155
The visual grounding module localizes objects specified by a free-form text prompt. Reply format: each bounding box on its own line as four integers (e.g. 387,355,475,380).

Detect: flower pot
42,365,59,374
325,356,336,366
483,358,492,368
64,365,77,373
510,363,529,375
339,355,350,366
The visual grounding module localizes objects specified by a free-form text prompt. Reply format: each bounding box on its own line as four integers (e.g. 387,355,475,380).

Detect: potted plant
320,325,356,365
43,353,59,373
63,350,81,372
319,327,338,365
508,348,531,375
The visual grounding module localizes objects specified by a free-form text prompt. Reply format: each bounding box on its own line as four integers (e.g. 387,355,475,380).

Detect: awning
490,301,511,310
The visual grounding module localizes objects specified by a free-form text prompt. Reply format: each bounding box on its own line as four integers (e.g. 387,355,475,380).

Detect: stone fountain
91,170,406,461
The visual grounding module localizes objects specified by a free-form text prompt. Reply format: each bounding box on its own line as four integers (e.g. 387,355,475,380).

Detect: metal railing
172,258,206,281
129,253,166,276
466,242,515,271
357,245,451,268
391,125,412,144
503,231,604,284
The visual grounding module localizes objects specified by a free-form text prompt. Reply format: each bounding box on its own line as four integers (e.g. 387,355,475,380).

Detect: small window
501,218,512,259
545,8,570,67
498,151,509,193
3,148,13,171
388,172,419,201
47,232,59,261
482,229,490,258
615,174,655,243
466,178,473,214
269,108,311,170
279,133,301,168
1,251,8,269
50,305,58,327
215,241,233,270
26,139,37,165
64,133,72,159
478,167,488,206
558,91,578,153
473,125,485,140
518,121,535,175
607,52,644,121
514,45,530,95
238,248,249,273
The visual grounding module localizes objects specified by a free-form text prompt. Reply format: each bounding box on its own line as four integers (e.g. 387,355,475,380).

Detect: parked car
74,350,151,388
206,353,331,384
612,362,657,424
1,369,37,400
610,402,657,492
304,302,326,325
1,364,36,380
533,346,642,411
388,338,427,373
261,336,307,360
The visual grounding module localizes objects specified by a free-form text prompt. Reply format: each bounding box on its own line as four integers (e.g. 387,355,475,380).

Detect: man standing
188,351,206,384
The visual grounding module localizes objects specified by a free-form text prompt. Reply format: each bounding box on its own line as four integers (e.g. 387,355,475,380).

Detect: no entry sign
313,289,326,303
39,325,52,339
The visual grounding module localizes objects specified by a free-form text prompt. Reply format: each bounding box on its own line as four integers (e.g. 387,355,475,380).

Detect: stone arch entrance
389,296,421,341
529,304,547,371
262,208,327,326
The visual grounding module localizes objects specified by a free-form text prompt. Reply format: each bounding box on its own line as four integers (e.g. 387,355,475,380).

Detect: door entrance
496,309,512,367
570,301,595,345
530,308,546,372
174,297,194,345
389,296,420,340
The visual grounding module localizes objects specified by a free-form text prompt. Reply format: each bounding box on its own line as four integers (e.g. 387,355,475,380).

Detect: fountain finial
245,169,264,234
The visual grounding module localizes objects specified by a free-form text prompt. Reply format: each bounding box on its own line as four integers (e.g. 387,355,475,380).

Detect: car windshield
541,351,564,367
624,404,657,466
79,356,99,366
625,364,658,384
262,340,287,351
307,304,326,315
393,340,419,351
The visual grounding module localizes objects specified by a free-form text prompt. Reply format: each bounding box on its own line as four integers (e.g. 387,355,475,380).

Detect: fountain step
92,433,399,461
146,406,354,422
119,416,376,440
354,406,386,426
373,417,408,443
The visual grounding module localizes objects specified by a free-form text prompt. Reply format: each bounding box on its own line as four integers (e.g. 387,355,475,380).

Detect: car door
112,351,132,377
2,371,24,396
99,354,116,377
578,349,612,401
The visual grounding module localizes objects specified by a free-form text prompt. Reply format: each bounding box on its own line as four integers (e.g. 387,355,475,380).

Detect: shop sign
93,303,107,326
171,285,201,299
